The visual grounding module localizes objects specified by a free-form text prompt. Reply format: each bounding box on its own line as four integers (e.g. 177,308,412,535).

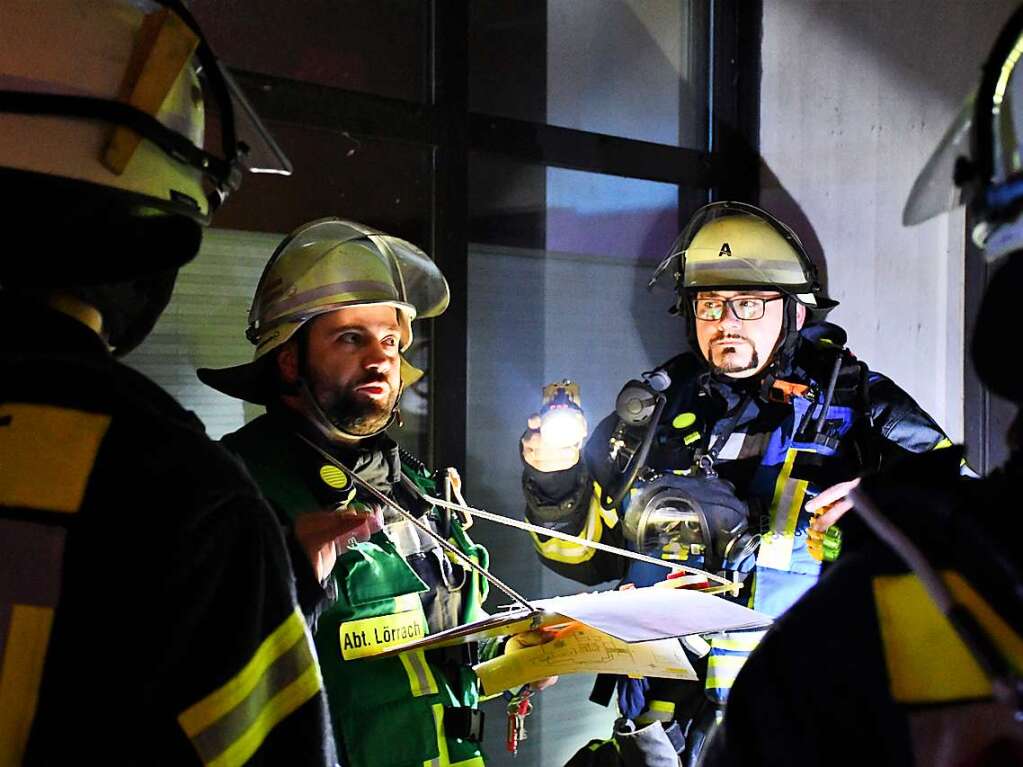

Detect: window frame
224,0,763,469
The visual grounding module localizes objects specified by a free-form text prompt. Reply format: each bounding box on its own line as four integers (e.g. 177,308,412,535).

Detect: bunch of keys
505,685,534,756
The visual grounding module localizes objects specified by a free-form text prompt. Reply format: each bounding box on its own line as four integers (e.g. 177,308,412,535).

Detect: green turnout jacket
223,413,490,767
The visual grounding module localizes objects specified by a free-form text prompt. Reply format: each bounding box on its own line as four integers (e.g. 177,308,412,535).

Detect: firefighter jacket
703,447,1023,767
221,412,490,767
523,324,957,712
0,296,336,767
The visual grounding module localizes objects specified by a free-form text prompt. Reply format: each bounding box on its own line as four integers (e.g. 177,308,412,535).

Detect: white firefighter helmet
0,0,291,283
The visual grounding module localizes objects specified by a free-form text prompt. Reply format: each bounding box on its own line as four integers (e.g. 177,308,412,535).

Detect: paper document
473,621,698,697
372,584,770,660
532,586,769,643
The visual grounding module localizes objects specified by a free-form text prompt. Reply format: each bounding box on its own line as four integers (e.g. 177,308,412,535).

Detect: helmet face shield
0,0,291,222
903,96,975,226
247,218,449,358
218,62,292,177
905,9,1023,254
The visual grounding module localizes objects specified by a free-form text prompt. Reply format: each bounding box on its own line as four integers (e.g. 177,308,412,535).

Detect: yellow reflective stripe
400,650,439,698
0,403,110,513
206,664,322,767
596,485,620,529
648,699,675,715
637,698,675,725
529,487,606,564
932,437,954,451
710,631,766,652
874,571,1023,704
0,605,55,767
705,654,749,690
423,703,484,767
178,608,322,767
756,448,809,571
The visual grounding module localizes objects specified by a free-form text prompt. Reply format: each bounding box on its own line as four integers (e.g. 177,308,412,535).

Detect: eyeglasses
693,295,784,321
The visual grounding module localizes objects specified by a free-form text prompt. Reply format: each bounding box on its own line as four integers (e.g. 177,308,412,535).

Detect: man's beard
314,373,399,436
709,335,759,376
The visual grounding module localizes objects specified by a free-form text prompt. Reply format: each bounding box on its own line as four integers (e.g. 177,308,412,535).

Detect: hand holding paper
474,621,697,697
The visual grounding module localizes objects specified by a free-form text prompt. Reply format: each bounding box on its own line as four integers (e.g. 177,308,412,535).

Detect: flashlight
539,380,587,449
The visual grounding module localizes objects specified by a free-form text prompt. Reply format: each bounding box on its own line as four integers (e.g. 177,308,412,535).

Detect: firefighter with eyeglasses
520,201,965,765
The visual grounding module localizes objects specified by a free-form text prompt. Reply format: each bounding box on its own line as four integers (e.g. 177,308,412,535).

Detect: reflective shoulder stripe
0,605,56,767
400,649,439,698
874,571,1023,704
423,703,485,767
0,403,110,513
932,437,954,451
177,608,323,767
528,486,607,564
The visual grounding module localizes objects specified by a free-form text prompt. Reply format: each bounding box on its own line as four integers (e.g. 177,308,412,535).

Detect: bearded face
312,363,399,435
693,290,788,379
287,305,404,436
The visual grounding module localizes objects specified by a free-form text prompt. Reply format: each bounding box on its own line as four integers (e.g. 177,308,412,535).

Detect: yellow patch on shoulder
0,403,110,513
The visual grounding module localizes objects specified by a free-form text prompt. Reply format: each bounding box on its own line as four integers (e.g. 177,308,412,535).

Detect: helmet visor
903,96,974,225
905,24,1023,226
217,63,292,176
251,219,449,332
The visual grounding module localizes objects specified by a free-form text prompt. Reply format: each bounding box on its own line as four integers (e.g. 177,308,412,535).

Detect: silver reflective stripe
272,280,397,314
178,610,322,767
715,431,747,461
188,636,314,763
637,709,674,724
400,650,438,698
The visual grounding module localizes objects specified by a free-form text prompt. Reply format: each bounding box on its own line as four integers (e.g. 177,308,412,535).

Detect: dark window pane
214,120,432,245
465,154,693,764
192,1,428,102
471,0,709,149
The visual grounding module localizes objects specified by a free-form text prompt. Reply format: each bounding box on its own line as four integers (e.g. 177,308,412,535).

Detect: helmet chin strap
754,297,800,399
295,377,402,444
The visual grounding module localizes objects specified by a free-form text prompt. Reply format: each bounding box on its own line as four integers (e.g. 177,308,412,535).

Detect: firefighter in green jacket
200,219,529,766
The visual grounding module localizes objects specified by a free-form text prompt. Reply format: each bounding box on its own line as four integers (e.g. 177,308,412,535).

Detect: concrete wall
760,0,1018,443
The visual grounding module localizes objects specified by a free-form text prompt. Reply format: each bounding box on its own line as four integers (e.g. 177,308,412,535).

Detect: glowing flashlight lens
539,408,586,448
